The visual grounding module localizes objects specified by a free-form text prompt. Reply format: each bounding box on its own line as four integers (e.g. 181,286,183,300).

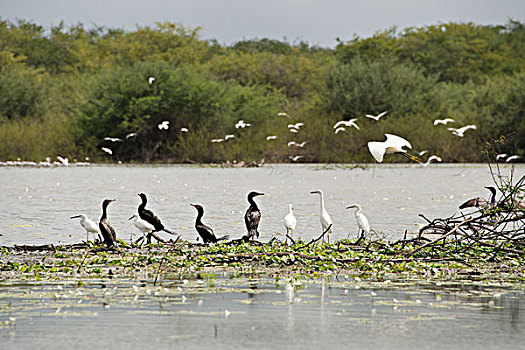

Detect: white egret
101,147,113,155
129,214,155,242
126,133,137,139
367,134,421,163
56,156,69,166
506,155,521,162
310,190,333,244
420,155,442,167
289,155,304,162
333,118,360,130
459,186,497,209
224,134,235,140
70,214,100,242
158,121,170,130
289,128,299,133
448,125,476,137
235,120,251,128
346,204,370,240
266,135,278,140
364,111,387,121
496,153,507,161
418,150,429,156
287,141,307,147
148,76,156,85
287,123,304,129
284,203,297,244
278,112,288,117
211,138,224,143
334,127,346,134
104,137,123,142
433,118,455,125
180,127,189,133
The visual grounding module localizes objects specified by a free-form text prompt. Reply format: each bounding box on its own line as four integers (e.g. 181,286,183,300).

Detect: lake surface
1,164,523,245
1,273,524,350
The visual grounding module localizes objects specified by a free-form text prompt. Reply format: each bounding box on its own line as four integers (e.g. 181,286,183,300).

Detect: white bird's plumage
421,155,442,167
284,204,297,243
367,134,412,163
158,121,170,130
364,111,387,121
101,147,113,155
287,141,307,147
333,118,360,130
289,128,299,133
334,127,346,134
211,138,224,143
104,137,123,142
71,214,100,242
311,190,333,243
448,125,476,137
289,155,303,161
433,118,455,125
496,153,508,161
180,127,189,133
56,156,69,166
346,204,370,236
148,76,155,85
278,112,288,117
235,120,251,128
266,135,278,140
287,123,304,129
506,155,521,162
126,133,137,139
224,134,235,140
129,214,155,235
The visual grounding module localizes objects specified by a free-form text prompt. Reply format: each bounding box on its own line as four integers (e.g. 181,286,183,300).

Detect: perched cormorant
99,199,117,246
70,214,100,242
137,193,175,243
190,204,229,243
243,191,264,241
459,186,497,209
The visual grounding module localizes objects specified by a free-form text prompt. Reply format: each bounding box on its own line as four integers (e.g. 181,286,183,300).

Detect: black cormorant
99,199,117,246
459,186,497,209
190,204,229,243
137,193,175,243
243,191,264,241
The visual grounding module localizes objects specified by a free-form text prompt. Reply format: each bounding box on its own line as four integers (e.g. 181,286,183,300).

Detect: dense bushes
0,19,523,163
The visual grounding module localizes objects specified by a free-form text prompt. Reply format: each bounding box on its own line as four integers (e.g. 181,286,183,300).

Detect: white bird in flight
101,147,113,155
420,155,442,167
289,128,299,133
418,150,429,156
287,141,308,147
333,118,360,130
496,153,508,161
235,120,251,128
180,127,189,133
310,190,333,244
334,127,346,134
158,121,170,130
448,125,476,137
506,155,521,162
104,137,123,142
56,156,69,166
364,111,387,121
288,122,304,129
71,214,100,242
289,155,304,162
346,204,370,240
126,133,137,139
224,134,235,140
283,203,297,244
211,139,224,143
148,76,155,85
266,135,278,140
278,112,288,117
367,133,421,163
433,118,455,125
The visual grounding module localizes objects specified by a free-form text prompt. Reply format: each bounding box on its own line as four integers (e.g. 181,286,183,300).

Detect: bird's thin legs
401,152,422,163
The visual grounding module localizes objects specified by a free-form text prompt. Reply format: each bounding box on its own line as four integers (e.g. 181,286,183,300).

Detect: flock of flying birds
93,76,522,164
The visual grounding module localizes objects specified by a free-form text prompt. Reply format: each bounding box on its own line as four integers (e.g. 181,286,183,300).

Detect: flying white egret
129,214,155,242
104,137,123,142
266,135,278,140
310,190,333,244
101,147,113,155
126,133,137,139
346,204,370,240
71,214,100,242
158,121,170,130
433,118,455,125
287,123,304,129
278,112,288,117
418,150,429,156
235,120,251,128
334,127,346,134
287,141,307,147
148,76,155,85
506,155,521,162
283,203,297,244
367,134,421,163
289,128,299,133
420,155,442,167
56,156,69,166
180,127,189,133
364,111,387,121
496,153,508,161
448,125,476,137
224,134,235,140
333,118,360,130
289,155,304,162
211,139,224,143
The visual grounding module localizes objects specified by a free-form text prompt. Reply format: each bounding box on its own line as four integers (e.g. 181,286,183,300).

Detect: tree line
0,19,524,163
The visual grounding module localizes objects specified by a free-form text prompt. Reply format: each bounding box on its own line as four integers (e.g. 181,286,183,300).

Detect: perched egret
310,190,333,244
289,155,304,162
266,135,278,140
70,214,100,242
506,155,521,162
433,118,455,125
367,134,421,163
101,147,113,155
459,186,497,209
104,137,123,142
180,127,189,133
284,203,297,244
158,121,170,130
137,193,176,243
129,214,154,242
190,204,229,243
364,111,387,121
346,204,371,239
243,191,264,242
420,155,442,167
334,127,346,134
99,199,117,247
448,125,476,137
148,76,156,85
333,119,360,130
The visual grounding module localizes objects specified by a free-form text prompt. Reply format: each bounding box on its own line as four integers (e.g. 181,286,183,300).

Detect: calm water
1,274,524,349
0,164,524,245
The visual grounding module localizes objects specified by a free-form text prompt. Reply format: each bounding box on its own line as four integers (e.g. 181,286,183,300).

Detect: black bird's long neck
101,203,108,220
138,197,147,213
195,208,204,225
248,197,259,211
